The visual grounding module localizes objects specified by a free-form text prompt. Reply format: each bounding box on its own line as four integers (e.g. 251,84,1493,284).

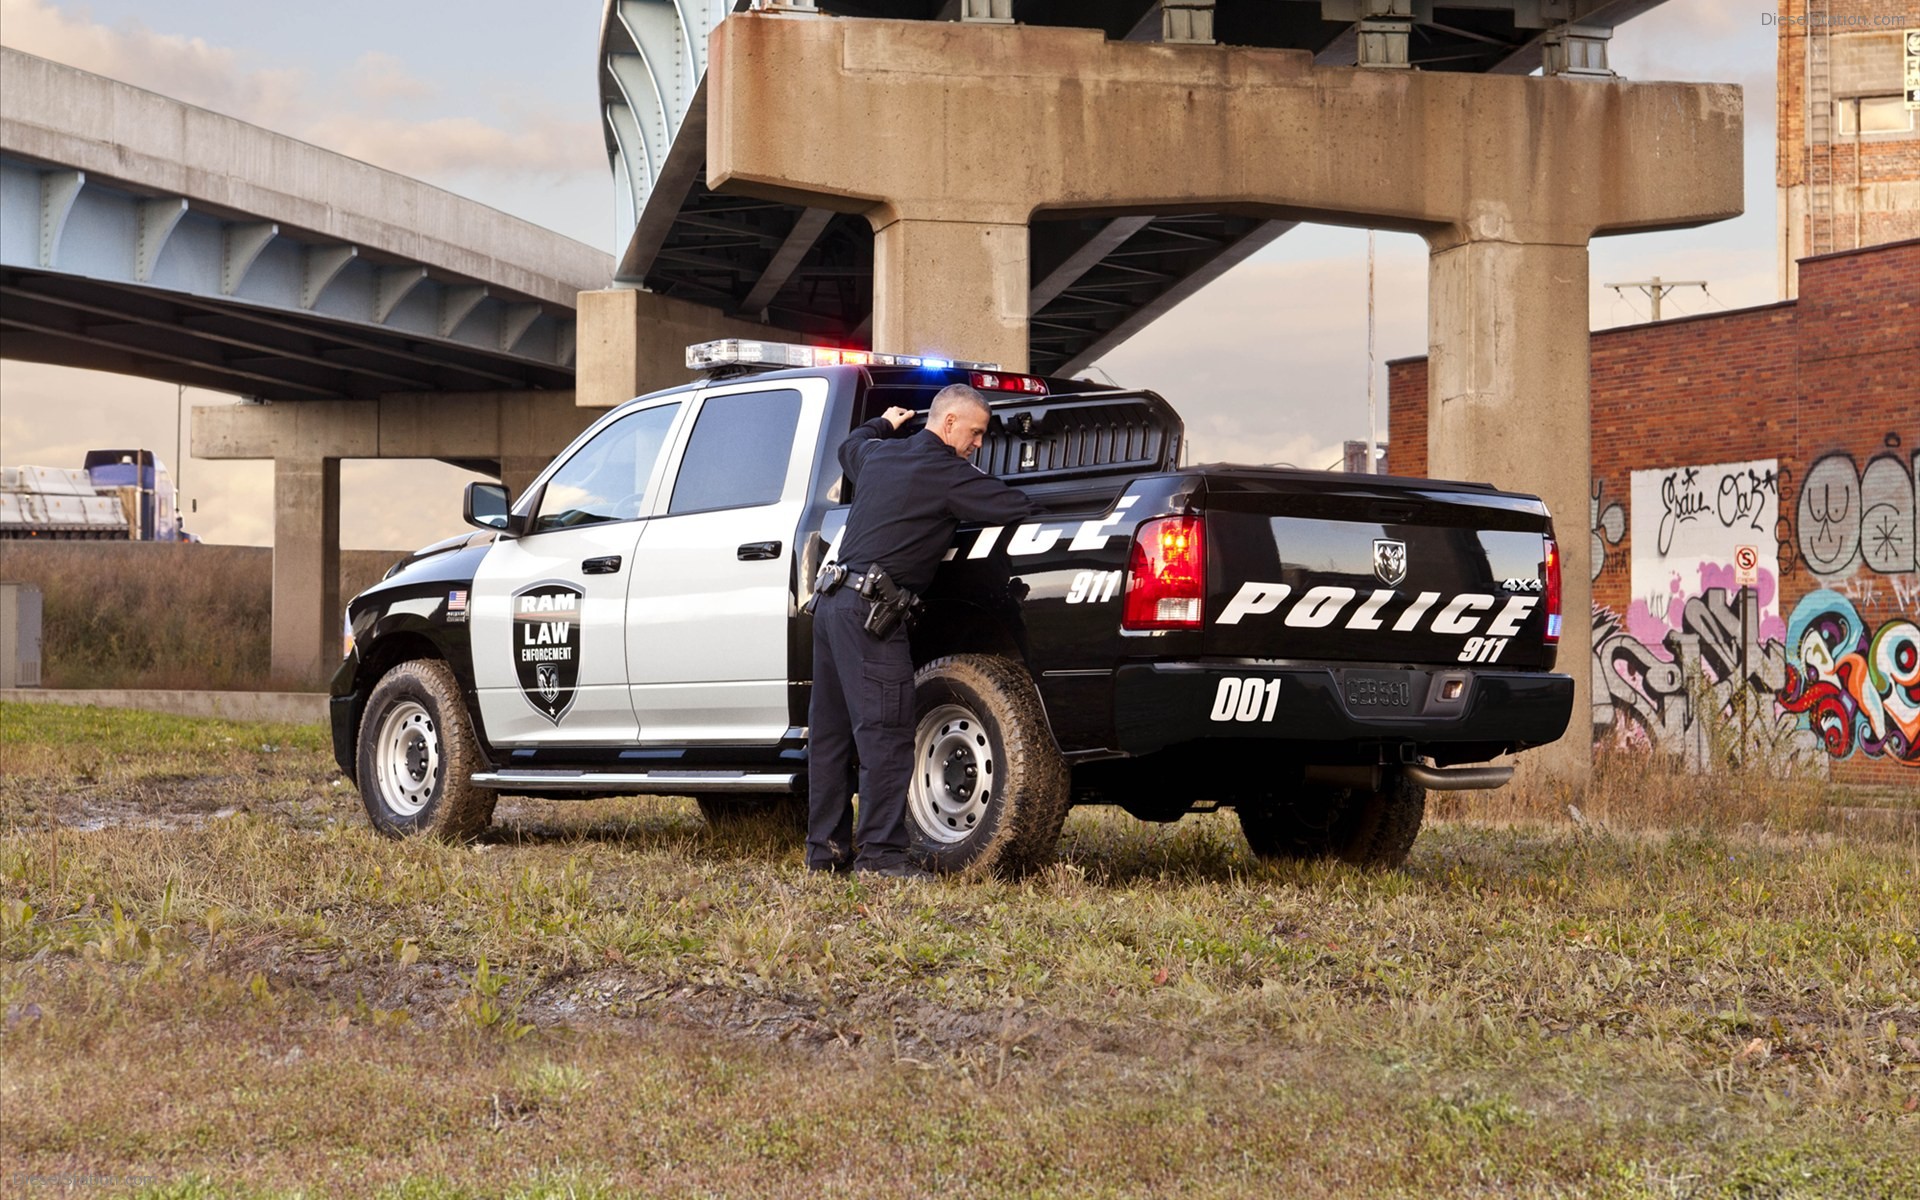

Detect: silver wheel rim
908,703,995,846
374,700,439,818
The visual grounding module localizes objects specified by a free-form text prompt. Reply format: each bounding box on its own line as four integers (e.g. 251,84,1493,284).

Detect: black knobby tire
906,654,1069,877
355,659,496,841
1239,770,1426,870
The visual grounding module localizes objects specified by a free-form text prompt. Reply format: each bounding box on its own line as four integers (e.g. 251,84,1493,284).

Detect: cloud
1097,231,1428,462
0,0,307,129
1610,0,1778,102
299,112,604,180
0,0,597,184
345,51,435,106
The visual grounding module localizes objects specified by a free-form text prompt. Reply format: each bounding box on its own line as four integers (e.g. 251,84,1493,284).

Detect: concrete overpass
605,0,1670,374
0,46,779,681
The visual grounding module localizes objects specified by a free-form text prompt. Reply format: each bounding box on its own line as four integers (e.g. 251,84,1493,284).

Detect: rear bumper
1112,662,1573,757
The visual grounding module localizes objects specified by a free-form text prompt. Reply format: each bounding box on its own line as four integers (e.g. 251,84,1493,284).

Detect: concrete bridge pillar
271,457,341,684
1425,235,1593,787
574,288,820,409
871,210,1030,371
501,457,550,505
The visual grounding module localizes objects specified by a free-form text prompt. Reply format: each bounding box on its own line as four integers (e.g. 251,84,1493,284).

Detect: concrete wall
1390,238,1920,785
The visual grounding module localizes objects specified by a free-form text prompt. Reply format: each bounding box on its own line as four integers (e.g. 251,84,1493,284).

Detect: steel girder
0,156,574,401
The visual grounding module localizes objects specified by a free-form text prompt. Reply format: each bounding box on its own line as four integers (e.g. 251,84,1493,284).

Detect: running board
471,769,798,795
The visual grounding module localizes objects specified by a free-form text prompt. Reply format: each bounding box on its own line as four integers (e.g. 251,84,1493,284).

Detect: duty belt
803,562,920,637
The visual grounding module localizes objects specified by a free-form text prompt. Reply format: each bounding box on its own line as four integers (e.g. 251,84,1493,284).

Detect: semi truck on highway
330,339,1573,876
0,449,189,541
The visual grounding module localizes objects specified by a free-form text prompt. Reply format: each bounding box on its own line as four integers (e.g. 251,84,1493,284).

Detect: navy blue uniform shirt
834,417,1037,593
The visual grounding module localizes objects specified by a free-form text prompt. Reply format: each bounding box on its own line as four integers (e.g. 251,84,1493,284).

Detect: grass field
1,702,1915,1199
0,543,404,690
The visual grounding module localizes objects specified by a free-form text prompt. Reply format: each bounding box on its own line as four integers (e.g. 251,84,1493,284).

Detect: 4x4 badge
1372,539,1408,587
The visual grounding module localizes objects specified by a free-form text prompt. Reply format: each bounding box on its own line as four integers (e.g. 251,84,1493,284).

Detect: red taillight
1543,536,1562,645
1123,516,1206,630
970,371,1047,395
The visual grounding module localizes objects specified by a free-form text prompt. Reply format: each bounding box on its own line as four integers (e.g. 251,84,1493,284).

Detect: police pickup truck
331,338,1573,875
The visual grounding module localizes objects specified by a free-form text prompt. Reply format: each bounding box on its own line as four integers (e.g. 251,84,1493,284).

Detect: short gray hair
928,383,989,424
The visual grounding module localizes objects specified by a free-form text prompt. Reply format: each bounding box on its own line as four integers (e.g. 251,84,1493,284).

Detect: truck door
470,399,684,746
626,378,826,743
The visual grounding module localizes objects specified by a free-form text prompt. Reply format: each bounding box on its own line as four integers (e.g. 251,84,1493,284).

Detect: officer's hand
881,406,916,429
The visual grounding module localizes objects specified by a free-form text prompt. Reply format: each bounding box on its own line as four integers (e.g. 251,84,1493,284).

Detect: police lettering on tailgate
512,581,584,724
1215,581,1540,638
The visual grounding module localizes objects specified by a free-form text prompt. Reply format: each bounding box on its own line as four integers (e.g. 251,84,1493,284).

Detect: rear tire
356,659,495,841
906,655,1068,878
1239,769,1426,869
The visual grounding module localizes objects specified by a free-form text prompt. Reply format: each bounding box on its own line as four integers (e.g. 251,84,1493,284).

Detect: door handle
737,541,782,561
582,555,622,575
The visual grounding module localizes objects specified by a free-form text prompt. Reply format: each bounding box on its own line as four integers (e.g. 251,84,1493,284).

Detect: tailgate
1199,470,1558,672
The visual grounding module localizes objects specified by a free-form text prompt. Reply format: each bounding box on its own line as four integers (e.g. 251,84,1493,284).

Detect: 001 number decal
1457,636,1509,664
1065,569,1123,604
1210,677,1282,723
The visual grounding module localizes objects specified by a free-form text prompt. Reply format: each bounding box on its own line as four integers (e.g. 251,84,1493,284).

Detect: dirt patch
197,924,1159,1077
5,771,349,833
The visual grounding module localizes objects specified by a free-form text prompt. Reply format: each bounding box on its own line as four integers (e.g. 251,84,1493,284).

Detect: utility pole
1366,230,1378,473
1604,275,1707,322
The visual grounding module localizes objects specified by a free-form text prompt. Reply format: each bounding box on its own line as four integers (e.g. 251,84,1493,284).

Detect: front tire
906,655,1068,877
356,659,495,840
1239,769,1426,869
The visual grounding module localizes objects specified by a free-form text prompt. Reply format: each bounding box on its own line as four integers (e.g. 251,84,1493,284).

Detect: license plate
1343,670,1413,710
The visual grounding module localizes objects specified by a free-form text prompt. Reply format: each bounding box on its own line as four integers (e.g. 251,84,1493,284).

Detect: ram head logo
1372,539,1408,587
537,663,561,704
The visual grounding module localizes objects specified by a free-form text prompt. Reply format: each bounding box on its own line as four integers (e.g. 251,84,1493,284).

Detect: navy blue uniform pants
807,586,915,869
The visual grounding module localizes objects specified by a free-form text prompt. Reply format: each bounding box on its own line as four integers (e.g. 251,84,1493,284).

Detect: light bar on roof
686,338,999,372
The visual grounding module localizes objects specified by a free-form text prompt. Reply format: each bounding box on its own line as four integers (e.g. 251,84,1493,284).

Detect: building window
1836,96,1914,135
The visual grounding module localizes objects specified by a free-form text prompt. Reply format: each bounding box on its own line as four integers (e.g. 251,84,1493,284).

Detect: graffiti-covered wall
1388,237,1920,783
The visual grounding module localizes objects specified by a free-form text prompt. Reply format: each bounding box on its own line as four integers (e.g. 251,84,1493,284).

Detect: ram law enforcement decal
512,582,583,724
1372,539,1408,587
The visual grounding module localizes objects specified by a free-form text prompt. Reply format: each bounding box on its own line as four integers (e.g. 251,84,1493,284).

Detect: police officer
807,383,1037,878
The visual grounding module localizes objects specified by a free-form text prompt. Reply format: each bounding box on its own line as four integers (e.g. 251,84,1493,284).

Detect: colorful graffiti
1592,589,1817,772
1590,479,1625,581
1778,590,1920,767
1628,458,1785,657
1796,442,1917,577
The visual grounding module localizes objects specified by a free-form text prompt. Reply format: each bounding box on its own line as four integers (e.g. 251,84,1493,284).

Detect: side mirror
463,482,510,531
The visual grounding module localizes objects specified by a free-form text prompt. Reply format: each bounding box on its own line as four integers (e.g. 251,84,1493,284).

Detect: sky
0,0,1784,550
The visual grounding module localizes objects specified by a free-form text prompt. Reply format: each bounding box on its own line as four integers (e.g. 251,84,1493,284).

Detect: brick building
1388,239,1919,786
1776,0,1920,296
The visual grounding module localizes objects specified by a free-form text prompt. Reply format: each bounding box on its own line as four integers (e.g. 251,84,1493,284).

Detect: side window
667,389,804,515
533,402,679,533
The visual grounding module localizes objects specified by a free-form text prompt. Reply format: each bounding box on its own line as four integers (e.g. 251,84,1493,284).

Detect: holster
800,562,847,616
853,567,920,639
